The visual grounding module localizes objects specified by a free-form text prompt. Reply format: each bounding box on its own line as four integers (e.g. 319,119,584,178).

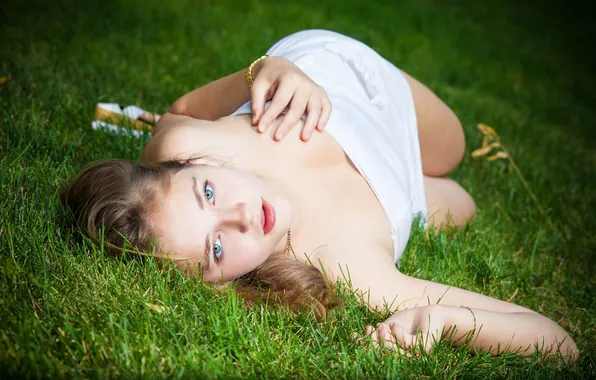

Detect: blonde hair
60,159,339,318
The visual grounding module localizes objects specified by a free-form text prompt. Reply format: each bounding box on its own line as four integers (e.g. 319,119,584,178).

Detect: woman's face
152,165,293,282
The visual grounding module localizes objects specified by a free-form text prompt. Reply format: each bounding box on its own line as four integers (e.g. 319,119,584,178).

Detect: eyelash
213,236,223,263
203,180,215,204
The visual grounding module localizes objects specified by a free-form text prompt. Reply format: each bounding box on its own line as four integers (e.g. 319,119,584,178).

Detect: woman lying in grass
61,30,577,361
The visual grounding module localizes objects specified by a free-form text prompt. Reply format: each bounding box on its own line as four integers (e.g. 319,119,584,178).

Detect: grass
1,0,595,377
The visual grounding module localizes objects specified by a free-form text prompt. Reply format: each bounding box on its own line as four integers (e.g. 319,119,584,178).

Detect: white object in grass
91,120,149,138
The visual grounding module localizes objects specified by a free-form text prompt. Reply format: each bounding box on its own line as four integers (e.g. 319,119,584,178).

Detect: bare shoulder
141,113,216,163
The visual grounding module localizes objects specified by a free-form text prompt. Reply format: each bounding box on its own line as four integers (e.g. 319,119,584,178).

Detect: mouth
261,197,276,235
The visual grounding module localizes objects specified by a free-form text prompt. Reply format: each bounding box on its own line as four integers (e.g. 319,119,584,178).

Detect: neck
261,175,306,257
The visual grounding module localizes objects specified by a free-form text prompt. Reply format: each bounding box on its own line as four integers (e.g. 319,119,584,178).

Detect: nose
217,202,252,232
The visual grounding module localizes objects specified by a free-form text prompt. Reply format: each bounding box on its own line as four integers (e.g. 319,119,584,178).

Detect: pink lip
261,198,276,235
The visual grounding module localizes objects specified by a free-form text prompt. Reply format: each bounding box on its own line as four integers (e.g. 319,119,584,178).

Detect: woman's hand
364,305,451,354
250,56,332,142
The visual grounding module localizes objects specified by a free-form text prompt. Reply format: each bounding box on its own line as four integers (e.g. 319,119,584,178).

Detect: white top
231,30,427,263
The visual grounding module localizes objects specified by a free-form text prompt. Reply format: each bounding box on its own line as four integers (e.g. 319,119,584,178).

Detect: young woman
61,30,578,360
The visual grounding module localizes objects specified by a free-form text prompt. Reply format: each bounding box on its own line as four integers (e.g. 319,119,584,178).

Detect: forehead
152,169,205,264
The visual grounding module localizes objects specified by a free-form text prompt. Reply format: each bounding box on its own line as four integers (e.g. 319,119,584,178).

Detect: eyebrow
192,176,210,271
192,176,204,210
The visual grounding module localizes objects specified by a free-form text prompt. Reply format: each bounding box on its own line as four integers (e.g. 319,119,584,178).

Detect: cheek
224,237,269,277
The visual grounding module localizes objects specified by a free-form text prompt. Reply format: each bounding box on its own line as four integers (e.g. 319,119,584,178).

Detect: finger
316,94,332,132
369,323,387,348
378,323,399,350
275,90,309,141
370,323,393,349
253,81,280,126
365,324,408,355
389,322,414,350
301,99,321,141
250,80,270,126
378,323,410,354
370,323,385,339
370,328,381,349
386,323,416,357
258,83,295,133
388,322,405,346
378,323,390,341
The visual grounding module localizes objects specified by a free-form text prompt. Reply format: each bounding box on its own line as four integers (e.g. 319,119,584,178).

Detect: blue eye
213,236,223,262
204,182,214,202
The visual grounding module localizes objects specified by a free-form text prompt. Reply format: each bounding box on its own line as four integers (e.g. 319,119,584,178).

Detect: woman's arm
346,253,535,314
341,252,577,360
166,56,331,141
445,306,578,360
368,304,578,362
167,67,255,122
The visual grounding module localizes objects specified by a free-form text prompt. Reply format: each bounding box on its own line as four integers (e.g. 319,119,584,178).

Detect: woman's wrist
249,56,285,85
252,56,269,78
246,55,269,87
440,305,477,344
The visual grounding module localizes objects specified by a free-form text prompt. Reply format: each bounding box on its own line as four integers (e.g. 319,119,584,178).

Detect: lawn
1,0,595,378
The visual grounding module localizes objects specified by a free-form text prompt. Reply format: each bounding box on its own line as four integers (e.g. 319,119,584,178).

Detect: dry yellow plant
472,123,556,232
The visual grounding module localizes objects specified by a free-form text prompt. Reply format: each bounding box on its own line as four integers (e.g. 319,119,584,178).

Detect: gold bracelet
461,306,477,337
245,55,268,88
